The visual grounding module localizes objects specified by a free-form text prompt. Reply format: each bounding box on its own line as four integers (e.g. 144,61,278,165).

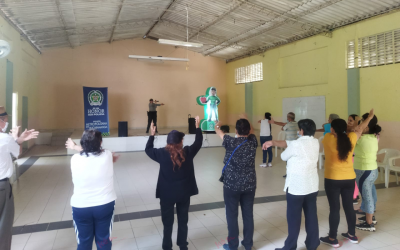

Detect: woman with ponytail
354,113,381,232
320,109,375,247
145,117,202,250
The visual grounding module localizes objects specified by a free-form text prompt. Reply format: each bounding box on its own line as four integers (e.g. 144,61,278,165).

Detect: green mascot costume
196,87,221,131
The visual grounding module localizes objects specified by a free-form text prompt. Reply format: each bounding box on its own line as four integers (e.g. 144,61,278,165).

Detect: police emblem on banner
83,87,110,136
88,90,103,106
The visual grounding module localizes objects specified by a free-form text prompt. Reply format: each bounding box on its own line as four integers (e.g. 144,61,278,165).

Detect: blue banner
83,87,110,136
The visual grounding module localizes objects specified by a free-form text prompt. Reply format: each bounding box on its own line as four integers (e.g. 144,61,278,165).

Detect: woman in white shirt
258,112,273,167
263,119,320,250
66,130,118,250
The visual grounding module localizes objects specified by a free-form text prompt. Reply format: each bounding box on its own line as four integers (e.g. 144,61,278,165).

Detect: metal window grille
351,28,400,68
347,40,355,69
235,62,263,84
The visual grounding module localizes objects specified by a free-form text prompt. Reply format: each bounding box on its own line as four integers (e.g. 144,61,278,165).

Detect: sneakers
353,197,359,204
358,215,377,224
260,163,267,168
356,221,376,232
222,244,230,250
320,236,340,248
283,174,287,178
267,163,272,167
341,233,358,243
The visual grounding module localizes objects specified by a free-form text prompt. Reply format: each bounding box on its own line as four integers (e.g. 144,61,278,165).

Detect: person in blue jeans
66,130,120,250
258,112,273,167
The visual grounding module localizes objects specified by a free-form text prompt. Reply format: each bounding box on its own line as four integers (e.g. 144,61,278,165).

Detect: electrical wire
185,5,189,71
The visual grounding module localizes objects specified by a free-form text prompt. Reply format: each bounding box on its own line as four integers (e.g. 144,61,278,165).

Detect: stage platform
66,126,236,154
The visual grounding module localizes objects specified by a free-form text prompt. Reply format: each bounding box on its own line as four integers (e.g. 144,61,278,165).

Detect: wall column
347,68,360,116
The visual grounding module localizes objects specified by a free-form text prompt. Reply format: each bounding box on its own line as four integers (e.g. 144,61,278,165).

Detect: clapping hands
13,127,39,144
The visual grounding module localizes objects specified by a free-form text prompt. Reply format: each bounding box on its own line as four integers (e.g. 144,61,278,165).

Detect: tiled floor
10,145,400,250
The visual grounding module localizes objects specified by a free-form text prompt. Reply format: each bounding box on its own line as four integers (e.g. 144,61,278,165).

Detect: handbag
219,139,248,182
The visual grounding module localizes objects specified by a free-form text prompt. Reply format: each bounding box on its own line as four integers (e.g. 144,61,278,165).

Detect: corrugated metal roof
1,0,400,61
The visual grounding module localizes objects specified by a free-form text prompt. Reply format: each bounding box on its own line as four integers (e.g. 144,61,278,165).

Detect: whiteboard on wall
282,96,326,129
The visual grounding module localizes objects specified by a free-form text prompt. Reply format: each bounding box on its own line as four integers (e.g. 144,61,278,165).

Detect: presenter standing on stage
147,99,164,134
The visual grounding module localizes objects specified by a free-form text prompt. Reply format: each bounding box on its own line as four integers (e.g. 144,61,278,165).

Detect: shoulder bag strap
222,139,248,174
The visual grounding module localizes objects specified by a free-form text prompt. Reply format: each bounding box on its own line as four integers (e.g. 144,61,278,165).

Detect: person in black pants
146,99,165,134
215,114,258,250
262,119,320,250
320,110,374,247
145,117,202,250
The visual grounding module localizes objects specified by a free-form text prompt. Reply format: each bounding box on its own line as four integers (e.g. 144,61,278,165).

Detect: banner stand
83,87,110,136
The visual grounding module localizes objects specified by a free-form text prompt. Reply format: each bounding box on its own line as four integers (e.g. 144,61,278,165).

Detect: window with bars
235,62,263,84
347,29,400,69
347,40,356,68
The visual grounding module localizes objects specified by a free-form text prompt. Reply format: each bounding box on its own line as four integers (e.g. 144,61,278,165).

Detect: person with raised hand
354,112,381,232
214,114,258,250
0,107,39,250
319,109,375,247
145,116,202,250
65,130,119,250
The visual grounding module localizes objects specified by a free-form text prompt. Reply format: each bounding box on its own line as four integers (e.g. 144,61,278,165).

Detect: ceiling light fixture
158,39,203,48
128,55,189,62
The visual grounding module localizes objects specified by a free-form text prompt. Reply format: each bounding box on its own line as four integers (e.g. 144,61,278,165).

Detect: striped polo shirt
283,121,298,141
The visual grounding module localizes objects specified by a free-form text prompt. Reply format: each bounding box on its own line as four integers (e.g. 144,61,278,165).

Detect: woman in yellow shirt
320,109,374,247
354,113,381,232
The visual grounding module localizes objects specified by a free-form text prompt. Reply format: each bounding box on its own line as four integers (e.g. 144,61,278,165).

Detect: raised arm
354,109,374,139
189,116,203,156
11,126,40,145
145,122,159,162
215,121,225,140
269,118,287,127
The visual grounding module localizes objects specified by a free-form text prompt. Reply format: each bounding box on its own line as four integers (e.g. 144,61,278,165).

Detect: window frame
235,62,263,84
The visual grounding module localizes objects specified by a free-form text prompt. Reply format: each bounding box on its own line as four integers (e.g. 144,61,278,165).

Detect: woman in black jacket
145,117,202,250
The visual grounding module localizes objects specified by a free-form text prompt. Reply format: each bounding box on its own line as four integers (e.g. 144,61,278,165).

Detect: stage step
50,131,73,146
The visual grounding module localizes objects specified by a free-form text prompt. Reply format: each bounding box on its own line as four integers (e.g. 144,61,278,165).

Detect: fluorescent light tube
128,55,189,62
158,39,203,48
